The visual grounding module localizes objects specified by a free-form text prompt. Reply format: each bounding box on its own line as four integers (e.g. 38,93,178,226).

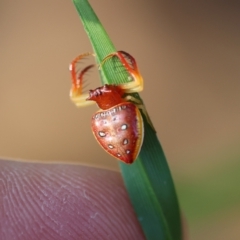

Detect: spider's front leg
100,51,143,93
69,53,96,108
101,51,155,131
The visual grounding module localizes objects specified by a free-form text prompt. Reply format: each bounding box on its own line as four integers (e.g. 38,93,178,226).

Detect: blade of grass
72,1,182,239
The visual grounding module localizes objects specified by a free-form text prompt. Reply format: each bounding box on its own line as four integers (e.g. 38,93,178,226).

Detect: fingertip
0,160,145,240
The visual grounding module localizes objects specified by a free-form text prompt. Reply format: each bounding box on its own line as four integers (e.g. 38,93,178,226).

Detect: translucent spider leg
101,51,155,131
100,51,143,93
69,53,96,107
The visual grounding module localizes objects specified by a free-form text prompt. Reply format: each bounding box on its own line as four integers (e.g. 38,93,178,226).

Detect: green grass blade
72,0,182,239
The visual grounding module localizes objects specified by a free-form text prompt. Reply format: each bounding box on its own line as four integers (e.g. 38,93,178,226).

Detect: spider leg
100,51,143,93
124,95,156,132
69,53,96,107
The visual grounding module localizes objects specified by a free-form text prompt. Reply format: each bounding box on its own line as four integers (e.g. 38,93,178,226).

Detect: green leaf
72,1,182,239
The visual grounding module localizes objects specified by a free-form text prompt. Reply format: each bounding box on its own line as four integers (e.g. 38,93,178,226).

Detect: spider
69,51,151,164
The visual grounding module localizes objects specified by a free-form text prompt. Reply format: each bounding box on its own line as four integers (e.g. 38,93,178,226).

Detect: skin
0,159,187,240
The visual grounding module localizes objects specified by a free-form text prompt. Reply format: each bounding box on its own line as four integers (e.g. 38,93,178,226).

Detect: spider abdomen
91,102,144,164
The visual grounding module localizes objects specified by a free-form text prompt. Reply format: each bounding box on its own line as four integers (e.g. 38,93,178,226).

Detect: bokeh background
1,0,240,239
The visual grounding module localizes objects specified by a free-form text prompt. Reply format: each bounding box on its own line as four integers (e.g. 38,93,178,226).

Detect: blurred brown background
1,1,240,239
